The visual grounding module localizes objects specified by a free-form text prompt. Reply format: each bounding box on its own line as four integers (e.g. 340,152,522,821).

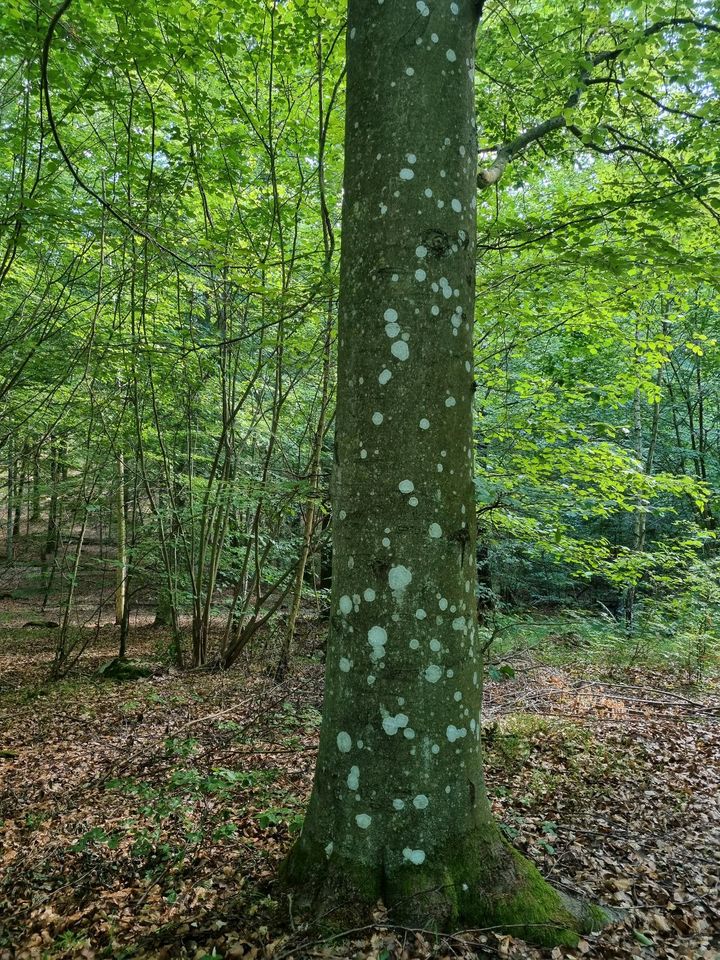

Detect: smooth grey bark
285,0,605,944
6,435,14,562
115,451,127,627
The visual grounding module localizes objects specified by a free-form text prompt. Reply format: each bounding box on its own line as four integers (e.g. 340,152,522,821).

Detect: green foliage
2,0,719,664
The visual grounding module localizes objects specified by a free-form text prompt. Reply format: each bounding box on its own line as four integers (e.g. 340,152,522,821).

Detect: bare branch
478,115,567,187
477,17,719,189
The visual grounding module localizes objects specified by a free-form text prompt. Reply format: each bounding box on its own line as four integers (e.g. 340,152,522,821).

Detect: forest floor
0,618,719,960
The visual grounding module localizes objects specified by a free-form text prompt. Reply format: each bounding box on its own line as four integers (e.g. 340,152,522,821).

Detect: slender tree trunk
13,440,28,543
42,440,59,569
284,2,604,943
6,435,14,562
53,511,88,679
624,364,662,632
31,449,41,522
624,387,645,632
278,26,338,678
279,323,332,678
115,451,127,628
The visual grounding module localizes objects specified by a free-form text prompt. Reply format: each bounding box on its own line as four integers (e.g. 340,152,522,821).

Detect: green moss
473,848,583,946
281,833,384,929
97,657,152,681
458,845,612,947
282,827,612,949
387,863,460,928
586,902,614,930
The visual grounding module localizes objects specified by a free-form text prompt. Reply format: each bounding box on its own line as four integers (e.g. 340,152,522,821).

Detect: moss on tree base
282,827,611,948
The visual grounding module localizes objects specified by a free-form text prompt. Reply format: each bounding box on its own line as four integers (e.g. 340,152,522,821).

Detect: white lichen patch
391,340,410,361
368,625,388,661
388,564,412,593
419,418,430,430
364,588,376,602
339,657,352,673
446,725,467,743
393,798,405,810
347,766,360,790
424,664,442,683
413,794,429,809
339,595,353,615
355,814,372,829
428,523,442,538
337,731,352,753
382,712,409,735
403,847,426,864
398,479,415,494
372,412,384,426
399,168,415,180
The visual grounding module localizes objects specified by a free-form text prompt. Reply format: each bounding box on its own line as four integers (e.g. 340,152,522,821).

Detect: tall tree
285,0,605,943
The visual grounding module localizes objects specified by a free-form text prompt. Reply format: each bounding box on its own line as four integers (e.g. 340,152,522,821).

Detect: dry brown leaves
0,629,718,960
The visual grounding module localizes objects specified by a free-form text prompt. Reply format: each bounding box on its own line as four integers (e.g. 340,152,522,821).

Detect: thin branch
477,16,719,189
41,0,207,274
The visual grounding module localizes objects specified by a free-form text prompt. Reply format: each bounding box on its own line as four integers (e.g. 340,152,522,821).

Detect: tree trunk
12,440,28,543
284,1,605,944
623,387,645,632
277,27,337,680
115,452,127,627
153,586,174,628
31,449,41,522
42,439,59,571
6,435,14,562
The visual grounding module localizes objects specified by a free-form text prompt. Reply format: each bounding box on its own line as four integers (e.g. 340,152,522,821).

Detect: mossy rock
97,657,153,682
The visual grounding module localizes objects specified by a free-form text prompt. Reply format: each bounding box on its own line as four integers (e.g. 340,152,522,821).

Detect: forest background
1,0,719,958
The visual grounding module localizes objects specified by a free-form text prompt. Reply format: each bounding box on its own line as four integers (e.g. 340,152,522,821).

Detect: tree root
283,830,614,948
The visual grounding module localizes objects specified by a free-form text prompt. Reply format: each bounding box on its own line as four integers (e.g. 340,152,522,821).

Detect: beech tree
284,0,605,943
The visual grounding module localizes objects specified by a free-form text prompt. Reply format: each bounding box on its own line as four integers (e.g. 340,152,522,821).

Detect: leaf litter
0,628,718,960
